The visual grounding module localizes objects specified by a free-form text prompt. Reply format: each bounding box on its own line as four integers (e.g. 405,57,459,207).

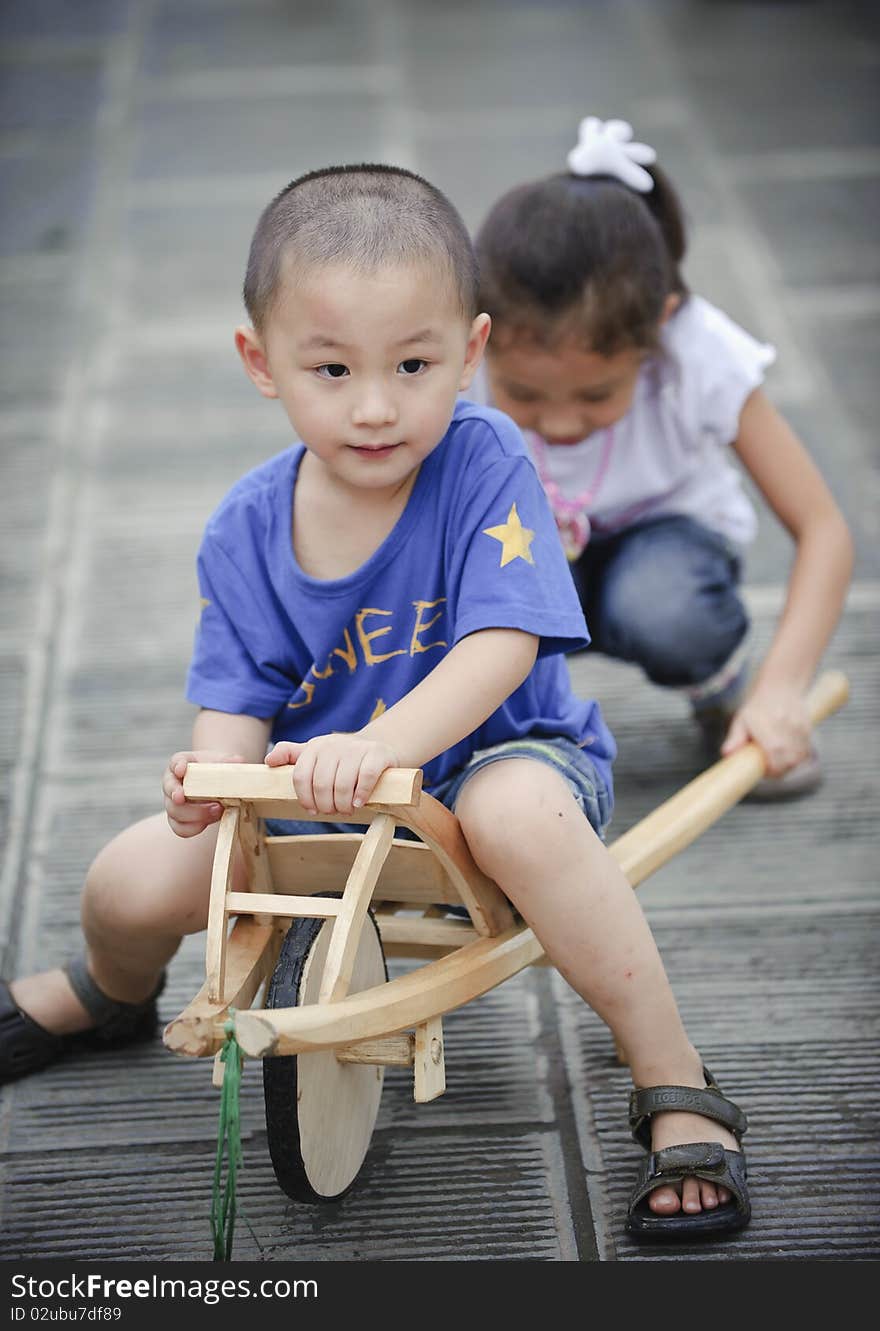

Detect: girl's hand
265,734,399,815
720,688,812,776
162,749,246,838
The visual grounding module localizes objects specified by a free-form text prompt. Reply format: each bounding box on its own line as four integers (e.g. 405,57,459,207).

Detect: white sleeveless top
471,295,775,548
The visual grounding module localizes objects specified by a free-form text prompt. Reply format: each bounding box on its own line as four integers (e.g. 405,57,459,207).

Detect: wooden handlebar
182,762,423,808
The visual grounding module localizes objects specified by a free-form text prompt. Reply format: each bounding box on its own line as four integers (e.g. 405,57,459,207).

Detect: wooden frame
165,670,850,1101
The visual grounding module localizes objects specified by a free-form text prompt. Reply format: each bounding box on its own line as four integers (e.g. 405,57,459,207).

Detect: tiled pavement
1,0,878,1263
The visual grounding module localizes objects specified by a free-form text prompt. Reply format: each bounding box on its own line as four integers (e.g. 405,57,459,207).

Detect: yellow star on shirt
483,502,536,567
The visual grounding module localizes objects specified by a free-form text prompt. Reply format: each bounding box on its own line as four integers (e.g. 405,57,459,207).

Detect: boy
0,165,749,1237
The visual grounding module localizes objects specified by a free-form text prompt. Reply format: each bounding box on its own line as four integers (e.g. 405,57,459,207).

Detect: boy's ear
235,325,278,399
459,313,492,391
660,293,681,325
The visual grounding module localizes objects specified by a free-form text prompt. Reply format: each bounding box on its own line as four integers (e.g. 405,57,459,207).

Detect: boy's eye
316,363,349,379
502,385,540,403
398,358,427,375
579,390,612,403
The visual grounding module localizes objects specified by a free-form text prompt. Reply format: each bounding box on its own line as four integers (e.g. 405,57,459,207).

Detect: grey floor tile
1,0,877,1268
141,0,375,78
0,147,96,256
132,94,390,182
743,177,880,288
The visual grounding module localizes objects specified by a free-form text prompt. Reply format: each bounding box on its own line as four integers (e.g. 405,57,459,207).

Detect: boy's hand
162,749,247,838
721,687,812,776
265,734,398,815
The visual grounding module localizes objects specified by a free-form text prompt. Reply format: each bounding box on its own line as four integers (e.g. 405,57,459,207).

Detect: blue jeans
571,516,750,690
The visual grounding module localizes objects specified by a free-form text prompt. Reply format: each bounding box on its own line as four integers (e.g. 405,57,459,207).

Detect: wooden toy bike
164,670,849,1204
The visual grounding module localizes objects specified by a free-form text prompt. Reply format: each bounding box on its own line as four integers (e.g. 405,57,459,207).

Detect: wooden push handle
609,668,849,888
802,668,850,727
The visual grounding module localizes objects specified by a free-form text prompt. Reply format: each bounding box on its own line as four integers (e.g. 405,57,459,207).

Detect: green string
211,1014,243,1262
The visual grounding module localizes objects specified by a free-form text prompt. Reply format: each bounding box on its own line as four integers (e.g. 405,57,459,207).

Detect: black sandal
625,1067,751,1239
0,960,166,1087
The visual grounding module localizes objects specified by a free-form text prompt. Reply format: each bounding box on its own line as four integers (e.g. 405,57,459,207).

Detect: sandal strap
0,979,64,1080
1,967,166,1087
653,1142,731,1175
629,1068,748,1149
64,957,166,1033
628,1144,750,1218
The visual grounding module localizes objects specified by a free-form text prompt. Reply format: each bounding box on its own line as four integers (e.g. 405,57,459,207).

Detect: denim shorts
428,735,612,839
264,735,612,842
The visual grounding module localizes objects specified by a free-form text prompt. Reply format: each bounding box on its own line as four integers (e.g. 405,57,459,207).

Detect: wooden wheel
263,903,388,1202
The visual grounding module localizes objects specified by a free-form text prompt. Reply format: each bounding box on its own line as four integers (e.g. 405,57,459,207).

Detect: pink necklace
528,428,616,561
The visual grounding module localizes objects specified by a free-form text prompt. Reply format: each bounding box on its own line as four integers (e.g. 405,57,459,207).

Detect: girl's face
486,336,646,444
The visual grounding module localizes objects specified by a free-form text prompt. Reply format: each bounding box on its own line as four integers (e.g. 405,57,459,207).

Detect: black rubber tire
263,905,388,1203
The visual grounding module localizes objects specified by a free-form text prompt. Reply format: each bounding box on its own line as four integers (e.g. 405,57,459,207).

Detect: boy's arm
267,628,539,814
728,388,854,772
190,708,273,758
361,627,539,764
163,708,273,838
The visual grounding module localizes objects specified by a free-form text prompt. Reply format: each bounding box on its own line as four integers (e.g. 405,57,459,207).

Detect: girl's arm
267,628,540,813
725,388,854,772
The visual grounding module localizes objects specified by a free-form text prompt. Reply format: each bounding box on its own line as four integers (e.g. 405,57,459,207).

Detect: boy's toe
647,1184,681,1215
700,1181,720,1209
681,1178,703,1213
650,1175,729,1216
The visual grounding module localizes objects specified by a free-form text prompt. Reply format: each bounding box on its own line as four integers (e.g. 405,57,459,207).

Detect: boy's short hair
244,163,480,332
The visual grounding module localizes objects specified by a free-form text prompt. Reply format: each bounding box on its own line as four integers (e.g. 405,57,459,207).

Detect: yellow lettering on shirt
355,608,407,665
410,599,447,655
331,628,358,674
283,598,446,714
287,677,316,710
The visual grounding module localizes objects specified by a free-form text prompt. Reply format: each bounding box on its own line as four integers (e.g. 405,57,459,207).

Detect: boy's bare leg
455,758,739,1218
10,814,240,1033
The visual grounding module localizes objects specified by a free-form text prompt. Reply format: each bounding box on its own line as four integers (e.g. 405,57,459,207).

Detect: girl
474,116,853,796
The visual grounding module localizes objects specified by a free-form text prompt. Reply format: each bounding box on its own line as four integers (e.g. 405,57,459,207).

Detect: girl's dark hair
244,163,479,332
475,163,688,355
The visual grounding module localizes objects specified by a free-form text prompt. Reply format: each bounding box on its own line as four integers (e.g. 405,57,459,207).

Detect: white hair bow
566,116,657,193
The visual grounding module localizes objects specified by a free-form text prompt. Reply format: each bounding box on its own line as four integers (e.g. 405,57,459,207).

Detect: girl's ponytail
640,162,688,298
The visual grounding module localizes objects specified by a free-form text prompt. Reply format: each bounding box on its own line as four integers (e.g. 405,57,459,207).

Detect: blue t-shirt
186,401,616,796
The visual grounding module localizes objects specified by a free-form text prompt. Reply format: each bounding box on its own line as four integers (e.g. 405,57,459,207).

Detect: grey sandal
0,960,165,1087
625,1067,751,1239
